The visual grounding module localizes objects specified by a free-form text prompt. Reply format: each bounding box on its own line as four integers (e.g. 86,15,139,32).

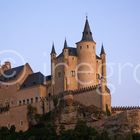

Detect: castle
0,18,111,131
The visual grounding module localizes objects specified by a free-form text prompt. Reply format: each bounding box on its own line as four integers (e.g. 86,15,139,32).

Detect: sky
0,0,140,106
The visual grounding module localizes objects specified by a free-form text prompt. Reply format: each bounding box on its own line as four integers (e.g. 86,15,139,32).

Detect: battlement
112,106,140,112
59,85,109,96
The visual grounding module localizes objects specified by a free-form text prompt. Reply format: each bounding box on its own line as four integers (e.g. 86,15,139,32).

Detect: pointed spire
81,17,93,41
100,43,106,55
63,38,68,49
51,42,56,55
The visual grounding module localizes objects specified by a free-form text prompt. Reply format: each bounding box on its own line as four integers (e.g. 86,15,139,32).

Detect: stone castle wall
0,105,28,132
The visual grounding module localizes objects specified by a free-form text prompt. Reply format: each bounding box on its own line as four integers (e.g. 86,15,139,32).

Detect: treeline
0,120,140,140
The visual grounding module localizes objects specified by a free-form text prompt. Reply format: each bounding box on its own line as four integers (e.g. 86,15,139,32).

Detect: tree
27,105,37,127
59,124,65,135
9,125,16,133
53,96,58,109
132,133,140,140
74,120,98,140
100,130,110,140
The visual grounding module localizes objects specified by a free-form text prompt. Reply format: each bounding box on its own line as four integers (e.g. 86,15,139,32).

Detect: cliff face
103,110,140,137
54,100,140,138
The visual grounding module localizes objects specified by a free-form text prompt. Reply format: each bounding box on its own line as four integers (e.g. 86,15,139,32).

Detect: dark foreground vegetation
0,120,140,140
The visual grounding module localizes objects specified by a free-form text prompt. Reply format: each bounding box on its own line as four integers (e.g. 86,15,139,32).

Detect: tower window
27,99,29,104
87,45,89,48
23,100,25,105
80,46,82,49
96,74,101,79
58,72,61,78
19,101,22,105
35,97,38,102
31,98,33,103
20,120,23,126
71,71,75,77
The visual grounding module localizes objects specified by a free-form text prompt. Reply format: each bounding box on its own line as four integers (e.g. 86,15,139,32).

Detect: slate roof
50,43,56,55
63,39,68,49
46,75,52,81
21,72,46,89
96,55,101,60
0,65,24,82
57,47,77,58
81,18,93,41
100,44,105,55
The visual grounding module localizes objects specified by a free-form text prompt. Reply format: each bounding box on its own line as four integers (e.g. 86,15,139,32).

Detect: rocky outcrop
53,97,140,139
102,109,140,138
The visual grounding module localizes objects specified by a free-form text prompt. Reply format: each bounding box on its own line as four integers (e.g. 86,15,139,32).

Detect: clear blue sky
0,0,140,106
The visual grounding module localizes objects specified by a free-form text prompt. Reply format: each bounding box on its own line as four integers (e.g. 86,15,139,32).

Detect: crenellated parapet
112,106,140,112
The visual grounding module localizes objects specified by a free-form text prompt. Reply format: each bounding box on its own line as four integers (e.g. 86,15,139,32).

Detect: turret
50,42,56,58
76,17,97,88
63,39,69,91
81,16,94,42
50,43,56,95
100,43,107,85
63,38,69,59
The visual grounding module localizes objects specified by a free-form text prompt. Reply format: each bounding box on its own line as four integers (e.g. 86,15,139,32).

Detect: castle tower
63,39,69,91
76,17,97,88
100,44,111,111
100,44,107,85
50,43,56,95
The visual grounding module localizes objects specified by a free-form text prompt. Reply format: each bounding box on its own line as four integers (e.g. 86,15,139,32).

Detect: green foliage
99,130,110,140
53,96,58,108
23,122,57,140
106,104,111,116
0,121,140,140
27,105,37,127
60,120,99,140
59,124,65,135
132,133,140,140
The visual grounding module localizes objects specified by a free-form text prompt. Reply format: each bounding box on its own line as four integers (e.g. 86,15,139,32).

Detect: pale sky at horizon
0,0,140,106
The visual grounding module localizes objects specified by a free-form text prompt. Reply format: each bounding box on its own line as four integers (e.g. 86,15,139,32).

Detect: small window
35,97,38,102
20,120,23,126
49,93,51,97
27,99,29,104
58,72,61,78
7,123,10,129
19,101,22,105
96,74,100,79
80,46,82,49
31,98,33,103
23,100,25,105
87,45,89,48
71,71,75,77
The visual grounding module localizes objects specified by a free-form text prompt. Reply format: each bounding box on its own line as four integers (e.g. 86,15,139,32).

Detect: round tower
76,17,97,88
